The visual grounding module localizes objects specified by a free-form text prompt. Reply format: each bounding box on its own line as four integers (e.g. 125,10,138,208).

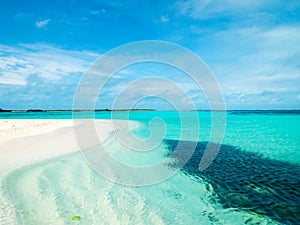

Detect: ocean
0,111,299,224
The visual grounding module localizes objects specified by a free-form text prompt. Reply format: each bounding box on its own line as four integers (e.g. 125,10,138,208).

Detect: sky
0,0,300,110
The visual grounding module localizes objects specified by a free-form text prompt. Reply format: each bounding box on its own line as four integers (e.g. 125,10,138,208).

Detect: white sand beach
0,119,116,225
0,119,114,176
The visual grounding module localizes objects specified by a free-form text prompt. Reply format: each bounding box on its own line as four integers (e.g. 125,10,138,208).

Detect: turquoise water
1,111,300,224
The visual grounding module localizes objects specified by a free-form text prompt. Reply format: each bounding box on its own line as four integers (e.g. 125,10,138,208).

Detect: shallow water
1,111,299,224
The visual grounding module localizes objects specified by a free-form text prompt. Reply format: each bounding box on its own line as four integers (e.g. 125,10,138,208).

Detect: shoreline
0,119,115,177
0,118,132,225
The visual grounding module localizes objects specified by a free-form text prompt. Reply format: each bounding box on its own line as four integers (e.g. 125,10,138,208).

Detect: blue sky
0,0,300,110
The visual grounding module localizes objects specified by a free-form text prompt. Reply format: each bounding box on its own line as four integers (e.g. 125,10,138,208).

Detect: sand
0,119,115,176
0,119,117,225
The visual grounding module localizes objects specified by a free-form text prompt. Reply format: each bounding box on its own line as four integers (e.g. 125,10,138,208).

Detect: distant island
1,108,300,113
0,108,156,113
0,108,12,112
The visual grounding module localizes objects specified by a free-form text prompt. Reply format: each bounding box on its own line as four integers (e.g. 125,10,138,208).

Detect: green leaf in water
71,215,81,221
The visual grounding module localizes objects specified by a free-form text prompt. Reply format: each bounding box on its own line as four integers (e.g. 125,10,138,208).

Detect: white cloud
0,75,26,86
160,15,169,23
0,43,98,85
35,19,51,29
186,22,300,109
175,0,287,19
209,25,300,95
0,44,101,109
225,90,300,109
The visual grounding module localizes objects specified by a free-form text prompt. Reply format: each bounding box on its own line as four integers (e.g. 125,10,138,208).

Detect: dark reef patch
164,140,300,224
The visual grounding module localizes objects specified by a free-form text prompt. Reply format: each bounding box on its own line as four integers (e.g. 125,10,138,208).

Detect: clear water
0,111,299,224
